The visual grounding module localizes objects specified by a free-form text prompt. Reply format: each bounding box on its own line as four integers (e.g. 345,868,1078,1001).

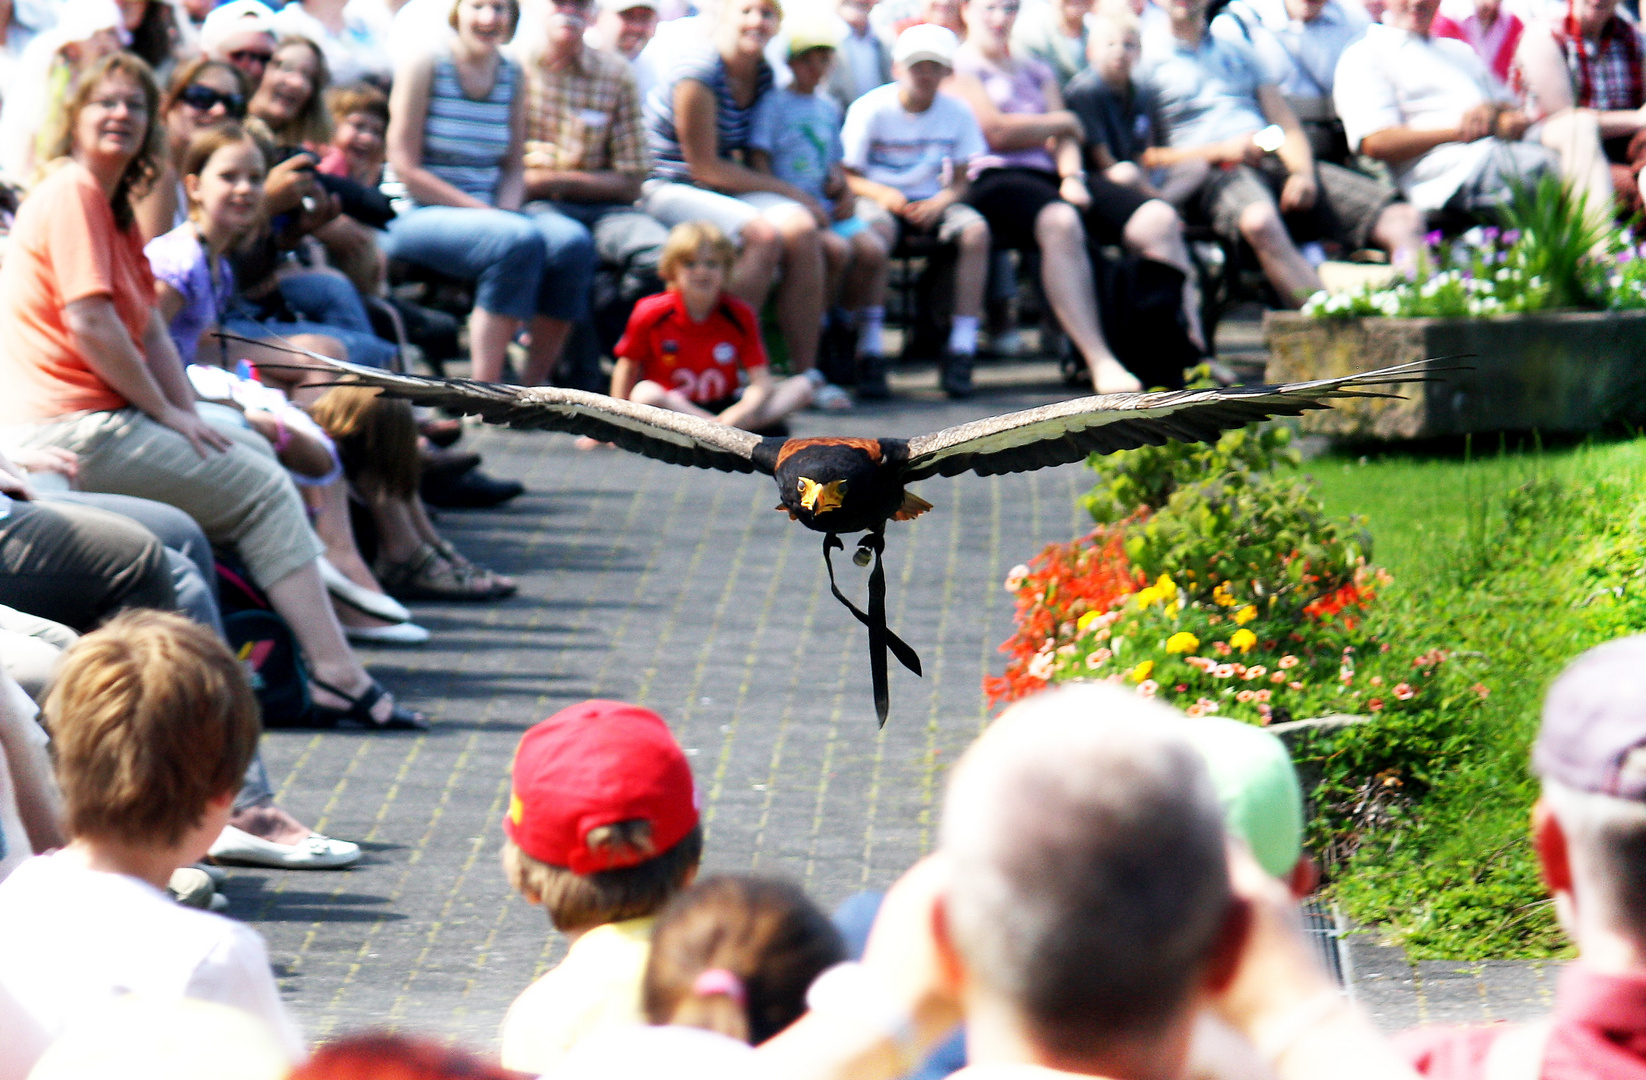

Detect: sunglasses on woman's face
178,83,247,118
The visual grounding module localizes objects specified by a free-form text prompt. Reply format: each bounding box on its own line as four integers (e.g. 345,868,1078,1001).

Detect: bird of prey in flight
234,334,1432,726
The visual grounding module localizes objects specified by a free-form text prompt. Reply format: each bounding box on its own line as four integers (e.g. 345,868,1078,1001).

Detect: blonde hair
659,221,738,283
260,36,332,146
1088,7,1140,37
501,822,704,932
43,611,261,847
308,386,420,499
42,52,166,230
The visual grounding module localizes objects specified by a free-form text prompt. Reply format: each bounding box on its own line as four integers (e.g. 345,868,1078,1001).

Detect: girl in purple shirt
949,0,1205,390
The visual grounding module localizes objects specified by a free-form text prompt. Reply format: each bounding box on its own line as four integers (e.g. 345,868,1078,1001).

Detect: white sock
858,307,885,357
949,315,979,356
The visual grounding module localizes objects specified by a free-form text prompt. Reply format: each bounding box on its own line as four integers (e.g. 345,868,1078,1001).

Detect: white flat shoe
318,557,411,623
209,825,363,870
345,621,431,645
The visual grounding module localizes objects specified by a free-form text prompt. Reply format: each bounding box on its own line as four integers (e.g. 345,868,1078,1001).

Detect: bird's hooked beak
797,476,848,515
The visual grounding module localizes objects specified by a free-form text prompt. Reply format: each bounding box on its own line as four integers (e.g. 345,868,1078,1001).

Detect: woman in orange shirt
0,52,420,730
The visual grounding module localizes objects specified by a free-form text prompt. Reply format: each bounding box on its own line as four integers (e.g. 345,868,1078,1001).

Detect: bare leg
718,374,814,429
1158,159,1212,208
630,378,718,418
264,560,404,723
1035,201,1141,394
954,219,990,319
1122,198,1206,353
1539,108,1614,234
228,804,312,845
468,307,521,384
842,227,890,312
522,315,575,386
728,219,782,308
214,333,350,406
821,228,851,305
309,481,378,590
772,209,827,374
364,494,426,566
1238,201,1323,309
1369,201,1425,278
305,482,398,631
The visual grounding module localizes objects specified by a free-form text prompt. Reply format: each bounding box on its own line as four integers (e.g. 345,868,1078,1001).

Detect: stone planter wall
1263,309,1646,440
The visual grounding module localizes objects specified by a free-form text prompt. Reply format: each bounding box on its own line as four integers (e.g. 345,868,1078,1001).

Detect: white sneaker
812,382,854,412
209,825,363,870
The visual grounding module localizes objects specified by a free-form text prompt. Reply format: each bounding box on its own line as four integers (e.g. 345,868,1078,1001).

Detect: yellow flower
1155,575,1178,600
1163,602,1180,620
1212,581,1237,607
1234,605,1258,625
1130,660,1154,683
1076,610,1101,633
1135,586,1162,609
1230,628,1257,653
1165,631,1199,654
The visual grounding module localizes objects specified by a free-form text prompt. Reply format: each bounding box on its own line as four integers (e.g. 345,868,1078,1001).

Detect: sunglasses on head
179,83,248,118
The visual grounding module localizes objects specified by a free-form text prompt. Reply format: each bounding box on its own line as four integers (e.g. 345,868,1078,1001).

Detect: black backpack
1092,250,1202,391
217,557,313,728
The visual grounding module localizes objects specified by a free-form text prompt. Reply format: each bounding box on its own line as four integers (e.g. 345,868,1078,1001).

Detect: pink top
953,44,1059,177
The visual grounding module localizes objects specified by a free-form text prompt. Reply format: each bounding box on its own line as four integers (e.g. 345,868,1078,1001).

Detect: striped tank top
420,53,518,204
644,47,772,183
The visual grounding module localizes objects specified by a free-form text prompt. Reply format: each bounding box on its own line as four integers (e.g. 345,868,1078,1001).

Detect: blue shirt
645,47,774,183
1210,0,1367,99
1139,32,1270,148
748,87,842,205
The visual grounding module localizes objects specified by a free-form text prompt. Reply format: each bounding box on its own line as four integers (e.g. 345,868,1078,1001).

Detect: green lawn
1292,436,1646,958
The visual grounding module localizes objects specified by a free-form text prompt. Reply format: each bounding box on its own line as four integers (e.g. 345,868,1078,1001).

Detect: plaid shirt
1555,13,1646,111
522,44,651,177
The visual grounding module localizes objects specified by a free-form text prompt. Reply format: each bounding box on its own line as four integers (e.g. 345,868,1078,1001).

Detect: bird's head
796,476,848,515
772,438,889,533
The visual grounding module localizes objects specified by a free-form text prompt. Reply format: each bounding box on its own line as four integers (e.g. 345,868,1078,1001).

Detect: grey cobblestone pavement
231,353,1563,1050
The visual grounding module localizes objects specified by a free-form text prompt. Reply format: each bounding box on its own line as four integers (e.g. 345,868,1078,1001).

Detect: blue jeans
384,205,596,323
273,271,398,369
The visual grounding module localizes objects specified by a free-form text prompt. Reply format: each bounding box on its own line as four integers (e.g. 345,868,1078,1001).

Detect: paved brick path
232,355,1561,1050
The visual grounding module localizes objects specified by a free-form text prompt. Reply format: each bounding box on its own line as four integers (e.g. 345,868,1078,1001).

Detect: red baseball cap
505,700,699,874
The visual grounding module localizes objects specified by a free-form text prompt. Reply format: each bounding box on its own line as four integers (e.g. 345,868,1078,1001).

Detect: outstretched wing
233,336,769,475
901,362,1445,480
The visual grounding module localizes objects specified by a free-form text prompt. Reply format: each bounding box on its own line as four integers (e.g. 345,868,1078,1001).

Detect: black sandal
310,677,428,730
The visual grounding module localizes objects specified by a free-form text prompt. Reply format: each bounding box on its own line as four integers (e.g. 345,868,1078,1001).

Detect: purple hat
1535,635,1646,799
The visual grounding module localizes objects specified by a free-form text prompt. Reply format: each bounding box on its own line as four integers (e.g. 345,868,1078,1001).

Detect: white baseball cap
199,0,278,54
56,0,130,45
598,0,660,13
894,22,959,67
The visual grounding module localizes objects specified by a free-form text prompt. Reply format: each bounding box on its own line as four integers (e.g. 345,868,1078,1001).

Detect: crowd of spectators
7,612,1646,1080
0,0,1642,1076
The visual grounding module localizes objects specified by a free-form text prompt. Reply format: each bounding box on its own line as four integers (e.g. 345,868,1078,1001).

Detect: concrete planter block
1262,309,1646,440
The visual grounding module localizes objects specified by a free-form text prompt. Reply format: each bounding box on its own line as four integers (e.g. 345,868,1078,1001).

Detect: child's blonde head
43,611,261,847
659,221,738,284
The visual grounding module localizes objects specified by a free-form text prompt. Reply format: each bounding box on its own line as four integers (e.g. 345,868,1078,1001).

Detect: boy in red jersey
612,222,816,432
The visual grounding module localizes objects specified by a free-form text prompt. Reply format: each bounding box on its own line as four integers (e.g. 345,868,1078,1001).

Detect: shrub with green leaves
994,424,1492,877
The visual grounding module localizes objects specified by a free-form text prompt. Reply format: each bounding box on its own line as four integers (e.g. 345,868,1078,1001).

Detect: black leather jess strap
822,531,922,726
